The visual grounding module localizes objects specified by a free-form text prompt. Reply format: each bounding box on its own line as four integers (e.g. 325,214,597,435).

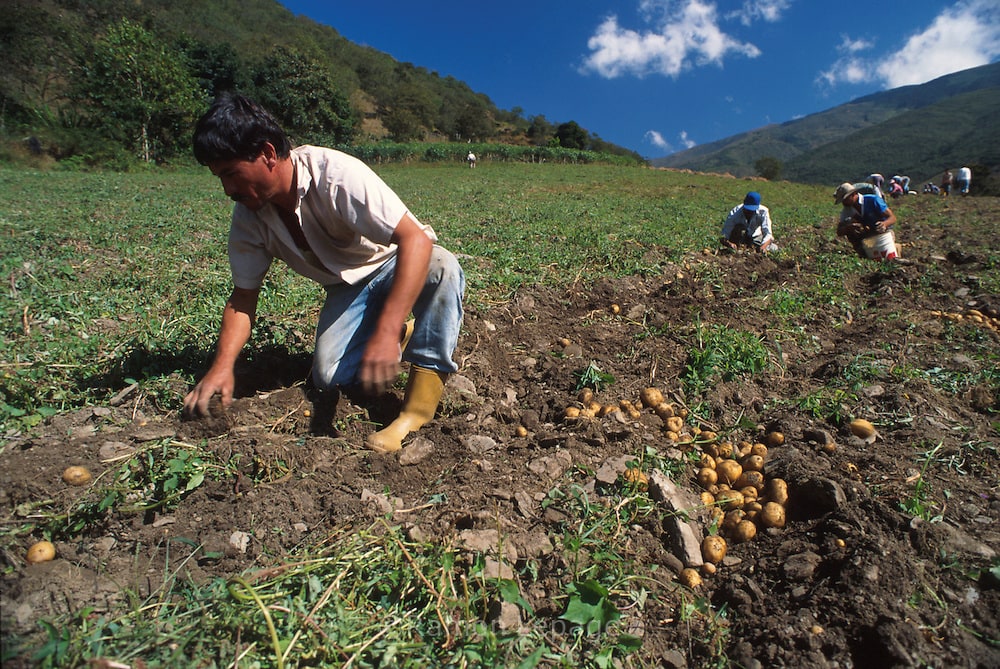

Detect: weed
681,323,769,398
574,361,616,393
900,442,945,522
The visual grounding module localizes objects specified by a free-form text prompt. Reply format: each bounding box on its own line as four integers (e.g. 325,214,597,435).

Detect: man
833,182,898,260
720,191,776,253
956,166,972,195
184,93,465,453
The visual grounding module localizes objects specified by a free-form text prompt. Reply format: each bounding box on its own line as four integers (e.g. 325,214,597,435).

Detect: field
1,162,999,668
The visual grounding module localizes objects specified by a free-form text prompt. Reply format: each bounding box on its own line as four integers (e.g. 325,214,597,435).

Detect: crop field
1,163,998,668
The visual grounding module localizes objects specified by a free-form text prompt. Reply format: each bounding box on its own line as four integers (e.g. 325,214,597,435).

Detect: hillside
0,0,640,163
651,61,1000,186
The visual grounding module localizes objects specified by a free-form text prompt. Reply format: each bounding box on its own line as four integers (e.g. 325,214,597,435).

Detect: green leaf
184,472,205,492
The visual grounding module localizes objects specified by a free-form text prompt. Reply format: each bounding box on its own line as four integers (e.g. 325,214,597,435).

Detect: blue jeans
312,246,465,388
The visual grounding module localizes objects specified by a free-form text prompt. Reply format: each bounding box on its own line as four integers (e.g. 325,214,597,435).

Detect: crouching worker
183,93,465,453
720,191,777,253
833,182,898,261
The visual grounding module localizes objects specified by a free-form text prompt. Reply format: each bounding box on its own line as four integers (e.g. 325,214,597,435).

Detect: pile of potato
561,384,792,586
928,308,999,332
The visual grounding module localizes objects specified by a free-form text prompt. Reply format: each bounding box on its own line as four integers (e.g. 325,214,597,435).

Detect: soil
2,194,999,668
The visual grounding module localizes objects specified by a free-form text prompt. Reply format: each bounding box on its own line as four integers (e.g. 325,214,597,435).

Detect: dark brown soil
2,195,999,668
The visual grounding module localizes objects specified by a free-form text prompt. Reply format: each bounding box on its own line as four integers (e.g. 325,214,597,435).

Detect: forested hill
650,61,1000,189
1,0,642,165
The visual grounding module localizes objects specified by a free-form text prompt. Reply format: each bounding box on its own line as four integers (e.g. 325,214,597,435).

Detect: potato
587,400,603,415
653,402,675,419
715,489,745,511
514,425,528,438
743,501,763,521
750,443,769,458
716,441,735,459
598,404,617,417
740,454,765,472
699,430,717,442
26,540,55,564
577,388,594,404
62,466,92,486
739,486,759,501
666,416,684,433
850,419,876,439
701,535,727,564
611,303,621,314
623,468,648,491
759,501,786,529
640,387,664,408
697,467,718,489
765,431,785,447
699,491,716,507
698,453,716,470
735,470,765,491
715,459,743,486
732,519,757,543
701,562,717,576
721,509,745,534
563,406,581,420
764,478,789,506
678,567,702,588
665,430,680,442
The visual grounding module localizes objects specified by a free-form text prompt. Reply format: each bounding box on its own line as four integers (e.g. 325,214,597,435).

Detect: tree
77,18,201,162
754,156,783,181
527,115,554,146
251,47,356,145
555,121,588,150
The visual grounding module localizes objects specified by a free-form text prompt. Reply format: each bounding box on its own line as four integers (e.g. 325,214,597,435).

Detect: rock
462,435,498,455
399,437,435,465
229,531,251,554
782,551,822,581
796,477,846,516
595,455,631,487
526,450,572,479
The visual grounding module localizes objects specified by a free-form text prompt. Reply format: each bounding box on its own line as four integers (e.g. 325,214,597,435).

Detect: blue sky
278,0,1000,159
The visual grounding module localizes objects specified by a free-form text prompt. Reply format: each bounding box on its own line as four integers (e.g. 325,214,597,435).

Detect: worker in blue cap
720,191,777,253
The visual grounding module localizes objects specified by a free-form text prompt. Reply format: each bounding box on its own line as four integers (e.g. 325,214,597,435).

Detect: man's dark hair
193,93,292,164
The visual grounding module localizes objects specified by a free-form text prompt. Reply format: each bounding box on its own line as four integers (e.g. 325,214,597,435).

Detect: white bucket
861,231,898,260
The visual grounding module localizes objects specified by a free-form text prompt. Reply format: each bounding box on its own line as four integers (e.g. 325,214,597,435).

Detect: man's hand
183,367,236,417
358,330,403,395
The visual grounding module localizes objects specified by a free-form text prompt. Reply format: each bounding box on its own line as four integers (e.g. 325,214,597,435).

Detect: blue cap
743,191,761,211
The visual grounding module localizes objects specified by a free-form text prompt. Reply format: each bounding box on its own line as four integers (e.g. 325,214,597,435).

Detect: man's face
208,153,275,211
844,192,860,208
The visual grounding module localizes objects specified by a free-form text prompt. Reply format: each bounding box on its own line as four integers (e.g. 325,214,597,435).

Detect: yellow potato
735,470,765,491
759,501,786,529
715,459,743,486
26,541,55,564
577,388,594,404
62,466,92,486
715,489,745,511
666,416,684,433
740,454,765,472
764,478,789,506
697,467,718,489
623,468,649,491
849,419,876,439
640,387,665,408
701,535,728,564
732,519,757,543
678,567,702,588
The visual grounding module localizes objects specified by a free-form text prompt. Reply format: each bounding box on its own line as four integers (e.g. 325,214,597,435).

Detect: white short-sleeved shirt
228,145,437,289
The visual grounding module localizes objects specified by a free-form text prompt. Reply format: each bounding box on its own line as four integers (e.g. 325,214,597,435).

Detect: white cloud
679,130,697,149
819,0,1000,89
645,130,671,150
581,0,762,79
728,0,792,26
877,0,1000,87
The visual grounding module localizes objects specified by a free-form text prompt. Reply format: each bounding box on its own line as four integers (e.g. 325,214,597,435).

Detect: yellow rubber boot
367,366,446,453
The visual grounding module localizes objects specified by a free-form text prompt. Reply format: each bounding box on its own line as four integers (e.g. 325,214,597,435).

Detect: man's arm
876,207,897,233
183,286,260,416
358,213,433,393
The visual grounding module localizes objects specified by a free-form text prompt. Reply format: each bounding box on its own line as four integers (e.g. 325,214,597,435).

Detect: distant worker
467,151,477,168
891,174,911,193
867,173,885,198
833,182,899,261
956,166,972,195
720,191,777,254
941,169,953,196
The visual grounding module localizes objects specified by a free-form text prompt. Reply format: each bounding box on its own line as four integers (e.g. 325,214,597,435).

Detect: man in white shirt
184,94,465,453
720,191,777,253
